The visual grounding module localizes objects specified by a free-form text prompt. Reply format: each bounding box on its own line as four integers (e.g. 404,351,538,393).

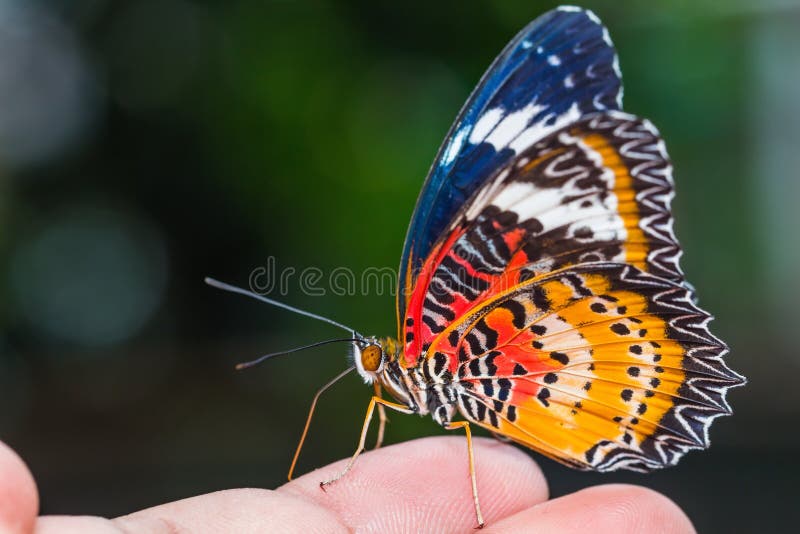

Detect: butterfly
208,5,745,529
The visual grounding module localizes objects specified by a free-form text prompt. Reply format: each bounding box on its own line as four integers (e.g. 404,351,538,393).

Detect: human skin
0,436,695,533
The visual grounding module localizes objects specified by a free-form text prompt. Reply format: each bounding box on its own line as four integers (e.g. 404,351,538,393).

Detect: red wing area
401,112,682,366
421,263,743,472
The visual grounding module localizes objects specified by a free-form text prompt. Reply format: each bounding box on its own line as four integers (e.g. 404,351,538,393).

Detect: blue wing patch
398,6,623,319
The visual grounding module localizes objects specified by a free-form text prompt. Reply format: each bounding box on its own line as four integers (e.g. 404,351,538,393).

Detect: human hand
2,436,694,533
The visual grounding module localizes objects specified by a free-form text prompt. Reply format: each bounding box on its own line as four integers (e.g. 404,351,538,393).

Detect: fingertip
0,441,38,534
115,488,348,533
485,483,695,534
470,436,549,509
35,516,123,534
601,484,696,534
280,435,548,532
576,484,695,534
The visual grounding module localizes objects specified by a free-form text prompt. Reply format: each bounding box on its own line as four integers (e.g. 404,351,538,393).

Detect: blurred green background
1,0,797,531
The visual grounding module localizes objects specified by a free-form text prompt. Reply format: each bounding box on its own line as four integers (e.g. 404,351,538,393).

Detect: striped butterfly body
212,5,745,529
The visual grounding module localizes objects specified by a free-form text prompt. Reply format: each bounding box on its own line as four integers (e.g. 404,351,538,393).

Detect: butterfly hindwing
398,7,623,332
422,263,741,472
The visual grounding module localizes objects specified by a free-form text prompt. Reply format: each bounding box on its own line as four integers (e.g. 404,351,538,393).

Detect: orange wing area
400,112,683,367
424,263,743,472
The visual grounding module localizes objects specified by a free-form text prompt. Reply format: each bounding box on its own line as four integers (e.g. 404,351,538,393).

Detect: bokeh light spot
0,1,99,168
9,205,168,348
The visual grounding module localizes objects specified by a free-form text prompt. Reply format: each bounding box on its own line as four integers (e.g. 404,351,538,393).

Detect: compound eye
360,345,383,373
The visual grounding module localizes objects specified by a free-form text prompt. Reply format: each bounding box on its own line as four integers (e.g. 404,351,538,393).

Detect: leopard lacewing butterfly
208,6,745,528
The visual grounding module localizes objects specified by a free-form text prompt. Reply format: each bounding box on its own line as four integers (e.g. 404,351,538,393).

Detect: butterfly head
352,337,386,383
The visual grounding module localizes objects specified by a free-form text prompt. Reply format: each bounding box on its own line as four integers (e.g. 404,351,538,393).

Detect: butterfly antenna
234,338,361,370
204,277,360,336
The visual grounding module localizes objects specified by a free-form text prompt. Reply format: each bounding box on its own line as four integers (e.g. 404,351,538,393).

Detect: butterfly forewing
398,7,624,334
403,111,682,364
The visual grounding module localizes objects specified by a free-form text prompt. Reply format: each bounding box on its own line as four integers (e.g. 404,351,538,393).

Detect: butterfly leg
288,367,354,481
373,382,388,450
444,420,485,529
320,395,413,489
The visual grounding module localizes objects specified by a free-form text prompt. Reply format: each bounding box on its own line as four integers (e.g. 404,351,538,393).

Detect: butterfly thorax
355,336,459,426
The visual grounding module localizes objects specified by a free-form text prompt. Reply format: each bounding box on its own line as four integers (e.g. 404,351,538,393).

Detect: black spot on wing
481,379,494,397
464,331,483,357
537,387,551,407
422,315,445,334
448,330,460,348
475,401,487,421
424,297,456,322
433,352,447,376
532,286,551,312
485,351,500,375
650,378,661,388
563,274,593,297
428,280,456,305
610,323,630,335
530,324,547,336
473,317,499,351
468,358,482,377
499,299,527,329
497,378,512,401
488,409,499,428
507,405,517,422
